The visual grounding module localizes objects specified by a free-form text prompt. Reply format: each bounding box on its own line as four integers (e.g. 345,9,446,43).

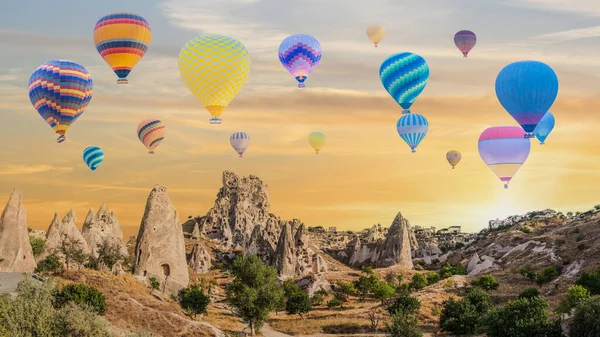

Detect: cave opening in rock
161,263,171,277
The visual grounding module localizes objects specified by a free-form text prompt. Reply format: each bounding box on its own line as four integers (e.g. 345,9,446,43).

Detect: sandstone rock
188,243,212,273
467,252,481,273
43,210,90,261
81,204,128,259
191,222,201,240
0,189,36,272
297,274,331,297
274,220,327,279
133,185,189,295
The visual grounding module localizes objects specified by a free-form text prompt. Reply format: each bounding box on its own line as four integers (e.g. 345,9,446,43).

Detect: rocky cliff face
0,189,36,272
43,210,90,261
81,204,128,259
274,220,327,280
188,243,212,274
133,185,189,295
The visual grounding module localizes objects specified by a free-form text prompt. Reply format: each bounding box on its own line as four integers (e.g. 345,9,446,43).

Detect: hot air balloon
137,119,166,154
83,146,104,171
454,30,476,57
495,61,559,138
308,132,326,154
230,132,250,158
478,126,531,189
380,52,429,114
28,60,93,143
446,150,461,169
396,114,428,153
178,35,251,124
278,34,322,88
366,25,385,47
533,112,555,145
93,12,152,84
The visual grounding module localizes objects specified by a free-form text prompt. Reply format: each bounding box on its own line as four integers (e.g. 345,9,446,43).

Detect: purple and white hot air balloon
278,34,322,88
230,132,250,158
454,30,477,57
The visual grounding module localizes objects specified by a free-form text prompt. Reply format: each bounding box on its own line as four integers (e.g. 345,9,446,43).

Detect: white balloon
230,132,251,158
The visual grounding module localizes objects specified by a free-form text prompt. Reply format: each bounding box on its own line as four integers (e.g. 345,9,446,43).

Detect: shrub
576,267,600,295
556,285,590,316
29,237,45,257
439,263,467,278
334,291,348,302
520,265,537,283
555,239,566,246
410,274,428,291
519,288,540,299
149,277,160,291
35,254,63,276
372,281,396,304
454,242,465,250
387,293,420,316
178,284,211,318
568,296,600,337
311,294,324,306
315,288,329,297
465,287,492,313
386,312,423,337
470,274,500,291
354,273,378,300
521,226,532,234
425,271,440,285
535,266,562,285
485,296,558,337
96,238,126,270
336,280,357,296
575,234,585,242
54,284,107,315
439,297,481,335
285,287,311,318
385,271,398,285
54,301,111,336
327,297,342,309
577,243,590,251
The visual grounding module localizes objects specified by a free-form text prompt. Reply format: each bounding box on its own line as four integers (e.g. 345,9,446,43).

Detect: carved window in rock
161,264,171,278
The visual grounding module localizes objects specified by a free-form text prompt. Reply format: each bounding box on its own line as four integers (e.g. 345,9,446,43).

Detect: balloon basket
452,167,455,169
504,184,508,189
149,151,154,155
117,79,128,84
411,149,416,153
298,83,305,88
524,133,534,139
209,117,222,125
315,151,319,154
401,109,411,114
540,142,545,145
57,135,66,143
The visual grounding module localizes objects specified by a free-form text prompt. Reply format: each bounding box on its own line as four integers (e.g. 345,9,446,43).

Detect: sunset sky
1,0,600,237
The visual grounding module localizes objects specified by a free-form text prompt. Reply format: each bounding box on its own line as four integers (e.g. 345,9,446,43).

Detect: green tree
485,296,558,337
54,235,87,271
470,274,500,291
178,284,211,319
425,271,440,285
439,288,491,336
386,312,423,337
464,287,492,313
54,283,107,315
556,285,590,316
354,273,378,300
520,265,537,283
387,293,420,316
336,280,357,297
568,296,600,337
372,281,396,304
29,237,45,258
410,274,428,291
519,288,540,300
284,284,311,319
536,266,562,286
327,297,342,309
95,238,126,270
576,267,600,295
226,254,284,336
35,254,63,276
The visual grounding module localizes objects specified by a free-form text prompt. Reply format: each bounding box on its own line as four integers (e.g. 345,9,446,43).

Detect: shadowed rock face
42,210,90,261
134,185,189,295
81,204,128,259
0,189,36,272
188,243,211,274
274,220,328,280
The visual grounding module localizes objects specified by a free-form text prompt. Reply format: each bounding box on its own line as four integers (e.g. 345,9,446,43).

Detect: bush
327,297,342,309
35,254,63,276
386,312,423,337
149,277,160,291
178,284,211,318
311,294,324,306
556,285,590,316
470,274,500,291
576,267,600,295
336,280,357,296
54,284,107,315
521,226,532,234
454,242,465,250
520,265,537,283
568,296,600,337
334,291,348,302
410,274,428,291
354,273,378,300
284,283,311,318
465,287,492,313
536,266,562,285
29,237,45,257
439,263,467,278
387,293,420,316
519,288,540,299
315,288,329,297
439,288,491,335
577,243,590,251
485,297,558,337
425,271,440,285
555,239,566,246
54,302,112,336
372,281,396,304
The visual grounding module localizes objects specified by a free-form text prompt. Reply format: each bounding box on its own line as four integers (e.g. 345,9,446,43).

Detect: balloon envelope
230,132,250,158
495,61,559,137
83,146,104,171
308,132,326,154
446,150,461,169
478,126,531,189
366,25,385,47
278,34,322,88
454,30,476,57
28,60,93,143
93,12,152,84
533,112,555,145
137,119,166,154
396,114,428,152
178,35,251,124
380,52,429,114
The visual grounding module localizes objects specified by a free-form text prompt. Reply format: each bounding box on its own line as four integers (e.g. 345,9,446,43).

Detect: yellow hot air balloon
366,24,385,47
309,132,326,154
178,35,251,124
446,150,462,169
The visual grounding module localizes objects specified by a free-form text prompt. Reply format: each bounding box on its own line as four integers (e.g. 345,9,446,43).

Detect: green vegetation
519,288,540,299
535,266,562,285
34,254,63,276
485,296,561,337
439,288,491,335
310,293,324,306
177,284,211,318
29,237,45,257
409,273,428,291
568,296,600,337
576,267,600,295
354,271,377,300
520,265,537,283
372,281,396,304
556,285,590,316
521,226,532,234
470,274,500,291
149,277,160,291
387,293,420,316
54,283,107,315
439,263,467,279
425,271,440,285
326,297,342,309
385,312,423,337
283,282,311,318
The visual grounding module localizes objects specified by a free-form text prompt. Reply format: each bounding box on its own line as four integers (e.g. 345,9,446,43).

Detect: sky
1,0,600,237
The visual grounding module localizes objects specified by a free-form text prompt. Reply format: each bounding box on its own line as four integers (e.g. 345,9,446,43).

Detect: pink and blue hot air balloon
478,126,531,189
278,34,322,88
495,61,559,139
454,30,477,57
396,113,428,153
533,112,555,145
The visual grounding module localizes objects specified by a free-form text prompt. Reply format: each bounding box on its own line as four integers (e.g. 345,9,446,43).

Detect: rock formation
0,189,36,272
43,210,90,260
133,185,189,295
188,243,211,273
81,203,128,259
273,220,328,279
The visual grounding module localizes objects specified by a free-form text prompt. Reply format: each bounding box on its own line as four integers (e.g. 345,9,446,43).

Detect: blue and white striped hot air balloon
230,132,250,158
533,112,555,145
380,52,429,114
396,114,428,153
82,146,104,171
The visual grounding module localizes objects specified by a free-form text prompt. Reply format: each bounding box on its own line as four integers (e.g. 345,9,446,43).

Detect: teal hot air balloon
380,52,429,114
83,146,104,171
396,113,428,152
495,61,559,138
533,112,555,145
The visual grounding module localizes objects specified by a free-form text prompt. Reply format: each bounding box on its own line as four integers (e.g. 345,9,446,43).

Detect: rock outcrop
43,210,90,260
133,185,189,295
188,243,211,274
274,220,328,279
0,189,36,272
81,204,128,259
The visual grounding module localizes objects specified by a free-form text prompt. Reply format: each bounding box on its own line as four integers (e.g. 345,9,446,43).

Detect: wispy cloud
505,0,600,16
532,26,600,43
0,165,72,175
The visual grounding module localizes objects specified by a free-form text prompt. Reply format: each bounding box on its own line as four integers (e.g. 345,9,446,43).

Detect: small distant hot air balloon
366,25,385,47
446,150,462,169
533,112,555,145
137,119,166,154
28,60,94,143
178,35,251,124
278,34,322,88
83,146,104,171
454,30,476,57
308,132,326,154
230,132,250,158
478,126,531,189
93,12,152,84
380,52,429,114
396,114,428,153
495,61,559,138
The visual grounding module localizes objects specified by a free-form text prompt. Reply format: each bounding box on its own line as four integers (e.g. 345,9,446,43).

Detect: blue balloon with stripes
82,146,104,171
396,113,428,152
380,52,429,114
